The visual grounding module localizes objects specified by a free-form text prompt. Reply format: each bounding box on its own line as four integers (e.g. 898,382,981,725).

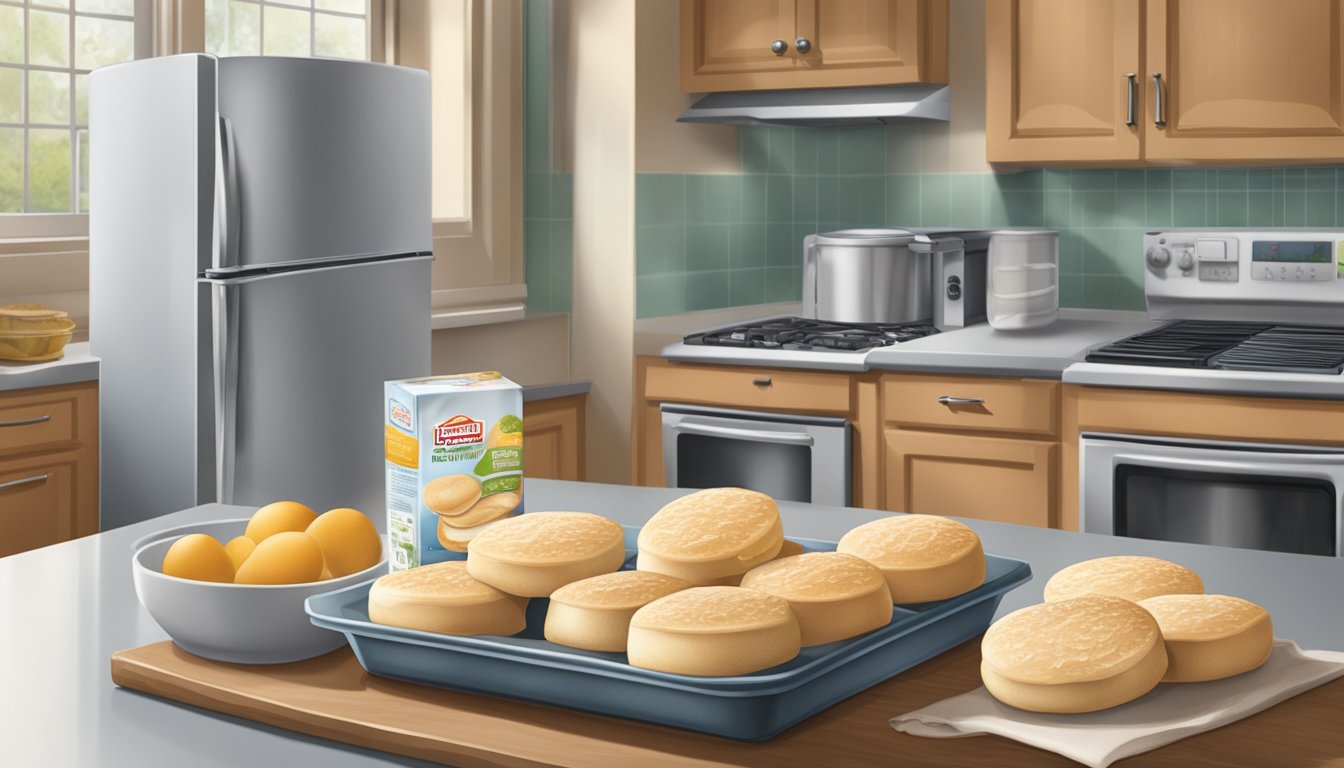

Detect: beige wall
0,248,90,341
430,313,570,384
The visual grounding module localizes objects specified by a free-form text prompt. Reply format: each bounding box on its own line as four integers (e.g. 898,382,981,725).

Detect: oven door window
674,434,812,503
1115,466,1337,556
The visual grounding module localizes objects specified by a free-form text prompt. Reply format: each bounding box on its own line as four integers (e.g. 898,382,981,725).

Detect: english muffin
981,596,1168,713
637,487,784,585
836,515,985,604
423,474,482,517
627,586,802,676
1138,594,1273,682
740,552,893,646
1044,556,1204,603
368,561,528,636
440,491,521,529
466,511,626,596
544,570,692,652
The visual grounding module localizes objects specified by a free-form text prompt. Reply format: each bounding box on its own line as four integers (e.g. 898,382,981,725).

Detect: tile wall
634,125,1344,318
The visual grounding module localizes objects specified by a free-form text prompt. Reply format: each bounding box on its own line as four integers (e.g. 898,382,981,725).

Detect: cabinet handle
937,396,985,406
0,473,48,491
794,37,812,54
770,39,788,55
752,377,773,387
0,414,51,428
1125,73,1137,127
1152,72,1166,128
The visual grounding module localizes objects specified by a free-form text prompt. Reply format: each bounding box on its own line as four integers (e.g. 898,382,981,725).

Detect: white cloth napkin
890,639,1344,768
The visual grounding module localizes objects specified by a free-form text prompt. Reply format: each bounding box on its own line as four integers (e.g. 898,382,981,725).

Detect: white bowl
131,518,385,664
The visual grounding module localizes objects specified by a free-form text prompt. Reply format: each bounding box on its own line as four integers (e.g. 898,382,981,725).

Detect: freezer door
210,256,431,526
214,57,431,272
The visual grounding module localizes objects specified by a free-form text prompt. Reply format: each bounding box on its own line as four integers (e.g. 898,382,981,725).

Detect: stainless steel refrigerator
89,54,431,529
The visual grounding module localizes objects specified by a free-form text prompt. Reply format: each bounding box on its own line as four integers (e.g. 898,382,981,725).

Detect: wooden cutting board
110,639,1344,768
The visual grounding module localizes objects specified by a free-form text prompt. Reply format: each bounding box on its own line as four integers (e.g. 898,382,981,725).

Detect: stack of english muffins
981,555,1273,713
368,487,992,677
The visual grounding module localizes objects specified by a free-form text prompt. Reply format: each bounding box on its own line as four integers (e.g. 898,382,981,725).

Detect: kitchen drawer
882,374,1059,437
0,383,95,458
645,364,852,415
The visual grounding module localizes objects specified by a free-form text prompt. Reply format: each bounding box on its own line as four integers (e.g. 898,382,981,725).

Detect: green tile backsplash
635,124,1344,319
523,0,571,314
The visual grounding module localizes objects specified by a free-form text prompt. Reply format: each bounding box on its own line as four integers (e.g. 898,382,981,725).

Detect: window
0,0,149,223
204,0,370,60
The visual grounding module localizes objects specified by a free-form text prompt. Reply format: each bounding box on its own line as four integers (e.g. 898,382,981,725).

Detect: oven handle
668,420,816,446
1112,451,1344,477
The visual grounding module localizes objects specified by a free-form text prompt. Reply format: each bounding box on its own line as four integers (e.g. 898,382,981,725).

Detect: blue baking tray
306,526,1030,741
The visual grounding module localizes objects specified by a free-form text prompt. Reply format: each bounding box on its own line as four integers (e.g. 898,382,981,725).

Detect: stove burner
685,317,938,352
1087,320,1344,375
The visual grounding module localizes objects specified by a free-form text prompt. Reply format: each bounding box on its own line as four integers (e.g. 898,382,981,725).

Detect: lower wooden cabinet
0,381,99,557
882,429,1057,528
523,394,586,482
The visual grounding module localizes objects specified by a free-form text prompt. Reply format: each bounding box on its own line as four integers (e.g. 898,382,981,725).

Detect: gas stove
1064,229,1344,398
683,317,939,352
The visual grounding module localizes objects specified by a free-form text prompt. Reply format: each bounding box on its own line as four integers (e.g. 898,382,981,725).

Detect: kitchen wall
523,0,573,314
629,1,1344,318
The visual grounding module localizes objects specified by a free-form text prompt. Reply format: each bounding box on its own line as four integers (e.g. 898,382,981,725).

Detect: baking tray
306,526,1030,741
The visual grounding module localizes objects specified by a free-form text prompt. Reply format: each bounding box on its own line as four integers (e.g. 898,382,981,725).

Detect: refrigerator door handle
213,115,240,271
213,283,240,504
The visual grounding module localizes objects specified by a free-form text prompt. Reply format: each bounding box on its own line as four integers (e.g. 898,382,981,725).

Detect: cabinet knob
794,37,812,54
770,39,789,55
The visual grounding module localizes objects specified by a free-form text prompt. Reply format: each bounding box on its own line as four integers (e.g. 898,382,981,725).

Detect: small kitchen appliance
986,229,1060,330
1068,229,1344,557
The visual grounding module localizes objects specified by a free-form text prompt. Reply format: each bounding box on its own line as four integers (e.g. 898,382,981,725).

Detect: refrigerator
89,54,431,530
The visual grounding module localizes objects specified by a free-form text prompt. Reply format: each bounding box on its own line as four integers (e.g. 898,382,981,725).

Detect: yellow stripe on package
384,371,524,570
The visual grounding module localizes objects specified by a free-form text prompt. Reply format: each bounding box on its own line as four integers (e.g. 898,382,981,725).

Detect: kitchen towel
890,639,1344,768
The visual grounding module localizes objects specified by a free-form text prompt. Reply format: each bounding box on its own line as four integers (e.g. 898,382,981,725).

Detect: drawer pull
0,414,52,428
937,396,985,406
752,377,773,387
0,473,48,491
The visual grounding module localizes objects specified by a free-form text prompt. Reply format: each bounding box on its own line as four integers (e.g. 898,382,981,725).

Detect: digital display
1252,240,1332,263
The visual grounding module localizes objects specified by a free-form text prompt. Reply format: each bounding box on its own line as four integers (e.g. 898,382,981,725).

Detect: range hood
677,85,949,127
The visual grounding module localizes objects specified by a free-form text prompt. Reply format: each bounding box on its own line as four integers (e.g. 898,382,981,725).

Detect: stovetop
682,317,939,352
1086,320,1344,375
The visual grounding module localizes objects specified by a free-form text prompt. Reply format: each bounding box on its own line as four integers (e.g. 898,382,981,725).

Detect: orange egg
234,531,325,585
306,507,383,577
224,535,256,572
162,534,235,583
245,500,318,543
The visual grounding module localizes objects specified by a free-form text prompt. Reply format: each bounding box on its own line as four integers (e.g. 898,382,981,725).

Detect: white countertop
0,341,99,391
5,479,1344,766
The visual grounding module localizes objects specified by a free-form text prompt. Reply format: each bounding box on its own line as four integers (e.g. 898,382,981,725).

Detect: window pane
28,70,70,126
78,128,87,212
228,0,261,55
0,67,19,123
29,10,71,68
0,127,20,212
205,0,227,55
315,0,364,13
0,6,23,65
77,0,136,15
28,128,71,212
269,0,312,7
263,5,312,57
75,15,134,70
75,72,87,125
314,13,364,60
34,0,71,9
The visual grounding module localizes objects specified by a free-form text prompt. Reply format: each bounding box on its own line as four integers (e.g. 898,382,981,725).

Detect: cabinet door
883,429,1057,528
986,0,1142,163
680,0,799,92
795,0,949,87
1146,0,1344,161
0,456,80,557
523,395,585,482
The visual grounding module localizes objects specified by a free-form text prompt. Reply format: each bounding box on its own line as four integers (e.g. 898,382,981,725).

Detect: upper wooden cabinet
680,0,949,92
988,0,1344,164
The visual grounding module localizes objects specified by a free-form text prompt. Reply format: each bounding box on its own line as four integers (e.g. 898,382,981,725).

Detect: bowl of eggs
131,501,385,664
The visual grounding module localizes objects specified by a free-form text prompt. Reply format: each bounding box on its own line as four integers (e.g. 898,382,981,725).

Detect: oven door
661,404,850,506
1081,433,1344,557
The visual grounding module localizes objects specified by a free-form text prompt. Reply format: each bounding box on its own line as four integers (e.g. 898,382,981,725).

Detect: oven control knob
946,280,962,300
1146,246,1171,269
1177,248,1195,271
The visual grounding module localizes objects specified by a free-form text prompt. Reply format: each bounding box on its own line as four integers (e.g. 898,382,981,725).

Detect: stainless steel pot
802,229,930,324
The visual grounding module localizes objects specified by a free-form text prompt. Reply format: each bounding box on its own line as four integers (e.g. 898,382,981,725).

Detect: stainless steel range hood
677,85,949,127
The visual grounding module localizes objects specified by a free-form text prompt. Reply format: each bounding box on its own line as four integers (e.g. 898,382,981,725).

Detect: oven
1081,433,1344,557
661,404,850,506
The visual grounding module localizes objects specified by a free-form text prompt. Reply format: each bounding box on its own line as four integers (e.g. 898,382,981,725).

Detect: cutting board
110,639,1344,768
